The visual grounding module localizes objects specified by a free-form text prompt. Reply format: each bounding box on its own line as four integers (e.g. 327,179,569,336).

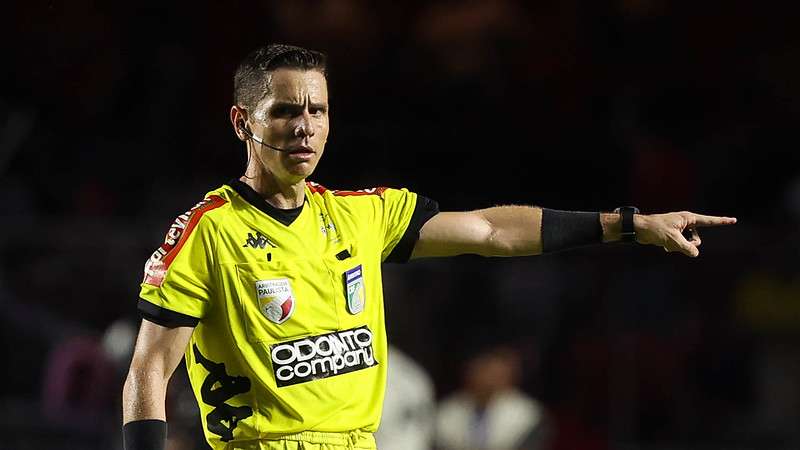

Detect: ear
230,106,248,141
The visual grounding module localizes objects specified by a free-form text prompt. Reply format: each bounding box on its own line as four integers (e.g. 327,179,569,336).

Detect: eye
310,107,326,116
273,106,293,117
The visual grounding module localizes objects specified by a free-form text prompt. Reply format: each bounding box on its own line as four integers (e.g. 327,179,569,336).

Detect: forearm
123,321,193,423
122,321,193,450
482,207,635,254
415,205,603,258
122,365,169,423
477,207,629,256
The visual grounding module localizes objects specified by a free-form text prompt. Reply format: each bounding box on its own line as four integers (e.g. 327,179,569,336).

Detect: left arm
410,206,736,259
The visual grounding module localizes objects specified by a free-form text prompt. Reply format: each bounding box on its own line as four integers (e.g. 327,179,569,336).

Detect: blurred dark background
1,1,799,449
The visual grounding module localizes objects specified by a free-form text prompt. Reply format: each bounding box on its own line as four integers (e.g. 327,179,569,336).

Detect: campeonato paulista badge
255,278,294,324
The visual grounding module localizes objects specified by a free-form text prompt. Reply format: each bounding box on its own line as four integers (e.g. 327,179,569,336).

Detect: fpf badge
255,278,294,324
344,265,365,314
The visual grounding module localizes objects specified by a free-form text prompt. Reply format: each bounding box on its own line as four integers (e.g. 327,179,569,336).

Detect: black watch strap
615,206,639,242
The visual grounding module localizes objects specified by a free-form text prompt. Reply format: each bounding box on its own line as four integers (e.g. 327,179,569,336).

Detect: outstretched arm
410,206,736,259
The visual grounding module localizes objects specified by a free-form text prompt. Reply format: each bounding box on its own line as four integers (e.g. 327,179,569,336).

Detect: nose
294,111,315,138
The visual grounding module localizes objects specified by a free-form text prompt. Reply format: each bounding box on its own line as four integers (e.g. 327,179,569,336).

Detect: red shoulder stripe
143,195,226,287
330,187,389,197
307,181,389,197
306,181,328,195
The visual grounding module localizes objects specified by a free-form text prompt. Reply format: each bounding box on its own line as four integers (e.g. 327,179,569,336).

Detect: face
464,350,519,401
241,69,329,184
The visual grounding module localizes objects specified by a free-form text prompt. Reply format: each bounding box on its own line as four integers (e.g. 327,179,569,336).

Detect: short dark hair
233,44,327,111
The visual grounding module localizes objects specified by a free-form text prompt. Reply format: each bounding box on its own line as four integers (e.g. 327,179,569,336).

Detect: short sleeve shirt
138,180,438,449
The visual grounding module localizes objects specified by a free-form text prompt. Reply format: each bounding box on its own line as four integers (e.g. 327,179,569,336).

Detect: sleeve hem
138,298,200,328
384,195,440,263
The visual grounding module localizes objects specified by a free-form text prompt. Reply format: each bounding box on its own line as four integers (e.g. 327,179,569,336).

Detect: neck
241,171,306,209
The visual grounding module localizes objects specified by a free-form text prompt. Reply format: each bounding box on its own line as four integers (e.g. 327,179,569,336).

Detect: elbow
484,227,526,257
474,209,537,257
477,216,510,257
485,229,509,256
485,226,539,257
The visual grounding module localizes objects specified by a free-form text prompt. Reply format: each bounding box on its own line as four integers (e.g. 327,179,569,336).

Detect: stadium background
2,1,799,449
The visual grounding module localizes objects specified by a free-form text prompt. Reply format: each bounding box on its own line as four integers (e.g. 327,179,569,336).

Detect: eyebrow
270,101,328,110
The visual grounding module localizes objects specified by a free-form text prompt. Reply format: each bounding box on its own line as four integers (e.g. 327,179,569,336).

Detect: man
122,44,736,450
436,346,548,450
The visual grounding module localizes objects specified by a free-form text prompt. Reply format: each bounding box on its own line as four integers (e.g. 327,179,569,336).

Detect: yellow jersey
138,179,438,449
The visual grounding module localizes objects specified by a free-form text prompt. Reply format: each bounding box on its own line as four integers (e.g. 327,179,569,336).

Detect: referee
122,44,736,450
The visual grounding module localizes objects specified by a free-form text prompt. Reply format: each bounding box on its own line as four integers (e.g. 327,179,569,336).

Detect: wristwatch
614,206,639,242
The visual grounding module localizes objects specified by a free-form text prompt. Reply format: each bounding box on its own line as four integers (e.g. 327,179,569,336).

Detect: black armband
123,419,166,450
541,208,603,253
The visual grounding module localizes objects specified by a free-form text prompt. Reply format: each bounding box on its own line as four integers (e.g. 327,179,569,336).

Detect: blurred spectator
376,345,436,450
41,335,116,432
101,317,137,377
435,345,549,450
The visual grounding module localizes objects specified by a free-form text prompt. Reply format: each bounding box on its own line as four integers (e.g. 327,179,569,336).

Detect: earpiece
237,124,288,152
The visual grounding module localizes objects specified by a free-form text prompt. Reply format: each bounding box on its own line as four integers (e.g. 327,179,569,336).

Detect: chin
286,166,316,181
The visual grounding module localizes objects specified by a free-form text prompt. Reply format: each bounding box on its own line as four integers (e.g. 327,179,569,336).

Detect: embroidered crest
255,279,294,324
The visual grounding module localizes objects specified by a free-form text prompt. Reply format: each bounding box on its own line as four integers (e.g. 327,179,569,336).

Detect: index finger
687,213,737,227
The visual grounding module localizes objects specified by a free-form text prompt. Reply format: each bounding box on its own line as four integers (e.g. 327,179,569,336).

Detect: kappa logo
243,231,277,249
192,344,252,442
